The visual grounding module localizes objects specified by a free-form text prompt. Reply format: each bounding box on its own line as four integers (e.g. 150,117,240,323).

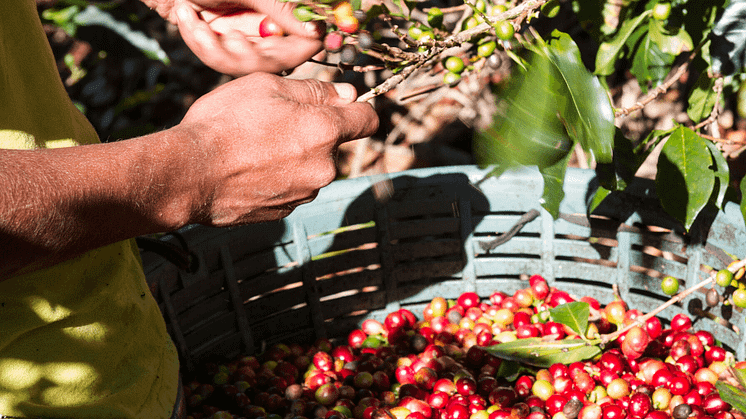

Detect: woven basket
140,165,746,372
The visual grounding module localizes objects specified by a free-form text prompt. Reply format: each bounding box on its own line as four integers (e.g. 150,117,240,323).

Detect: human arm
0,75,378,280
143,0,325,76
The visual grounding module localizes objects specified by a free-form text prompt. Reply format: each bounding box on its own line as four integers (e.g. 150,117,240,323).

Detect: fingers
181,0,323,39
176,4,322,76
240,0,322,39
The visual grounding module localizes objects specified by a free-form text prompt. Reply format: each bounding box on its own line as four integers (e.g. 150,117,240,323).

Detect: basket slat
141,166,746,365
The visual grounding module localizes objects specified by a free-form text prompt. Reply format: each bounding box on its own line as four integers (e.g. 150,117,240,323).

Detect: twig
692,77,724,132
615,40,707,118
430,4,469,14
699,132,746,145
357,61,424,102
601,258,746,345
356,0,547,102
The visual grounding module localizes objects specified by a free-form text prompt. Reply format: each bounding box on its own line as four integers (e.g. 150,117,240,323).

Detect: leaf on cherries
715,379,746,414
549,301,590,337
486,337,601,368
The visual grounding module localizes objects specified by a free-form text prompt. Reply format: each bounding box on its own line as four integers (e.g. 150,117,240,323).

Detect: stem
614,38,707,118
600,258,746,345
356,0,547,102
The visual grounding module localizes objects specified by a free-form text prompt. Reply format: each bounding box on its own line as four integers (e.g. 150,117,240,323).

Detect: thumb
278,78,360,106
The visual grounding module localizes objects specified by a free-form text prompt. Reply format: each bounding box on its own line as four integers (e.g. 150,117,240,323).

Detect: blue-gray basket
140,166,746,371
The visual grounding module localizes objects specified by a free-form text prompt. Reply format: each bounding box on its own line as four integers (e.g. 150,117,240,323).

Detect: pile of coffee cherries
183,275,745,419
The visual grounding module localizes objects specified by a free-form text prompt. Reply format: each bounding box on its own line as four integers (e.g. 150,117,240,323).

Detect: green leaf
595,10,651,76
476,31,614,172
486,337,602,368
549,302,590,337
735,367,746,388
588,185,612,215
495,360,536,380
629,26,676,92
687,73,720,122
474,51,574,169
544,30,615,164
293,7,326,22
704,139,729,209
540,152,571,218
711,0,746,75
351,0,361,10
648,19,693,55
715,382,746,413
655,126,716,230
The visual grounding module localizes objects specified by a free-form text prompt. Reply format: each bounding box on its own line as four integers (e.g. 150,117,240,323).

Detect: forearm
0,128,198,279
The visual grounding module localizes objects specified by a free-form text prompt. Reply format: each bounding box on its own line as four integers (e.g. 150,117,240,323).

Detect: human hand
145,0,324,76
170,73,378,226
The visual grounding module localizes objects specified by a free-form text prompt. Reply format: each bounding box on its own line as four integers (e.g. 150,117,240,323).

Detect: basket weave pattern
141,166,746,371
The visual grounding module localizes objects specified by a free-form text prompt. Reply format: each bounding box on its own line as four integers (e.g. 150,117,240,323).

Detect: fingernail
333,83,357,101
176,5,190,24
303,21,322,37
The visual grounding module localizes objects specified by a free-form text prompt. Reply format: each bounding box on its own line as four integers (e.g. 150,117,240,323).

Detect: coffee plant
276,0,746,232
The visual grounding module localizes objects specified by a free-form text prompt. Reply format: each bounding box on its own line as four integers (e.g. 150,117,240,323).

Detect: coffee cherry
644,316,663,339
490,4,508,15
652,2,672,21
670,313,692,332
444,56,466,74
715,269,733,287
602,404,624,419
672,403,692,419
532,379,555,401
733,288,746,308
357,31,374,50
352,8,367,22
408,24,427,40
702,393,730,415
661,276,680,295
706,288,720,307
545,394,567,416
259,17,284,38
337,15,360,34
494,21,514,41
621,326,650,360
606,378,630,400
629,392,652,418
324,31,345,53
427,7,444,28
457,292,480,309
340,44,357,64
604,301,627,325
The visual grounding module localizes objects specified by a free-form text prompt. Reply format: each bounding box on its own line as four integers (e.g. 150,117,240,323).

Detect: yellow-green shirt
0,0,179,417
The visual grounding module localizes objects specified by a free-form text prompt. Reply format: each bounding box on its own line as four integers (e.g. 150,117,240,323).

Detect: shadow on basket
140,170,495,371
140,166,746,371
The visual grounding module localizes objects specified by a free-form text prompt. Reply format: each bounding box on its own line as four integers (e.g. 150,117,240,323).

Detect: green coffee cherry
715,269,733,287
477,40,497,57
444,56,465,73
495,20,514,40
443,71,461,84
427,7,444,28
661,276,680,295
